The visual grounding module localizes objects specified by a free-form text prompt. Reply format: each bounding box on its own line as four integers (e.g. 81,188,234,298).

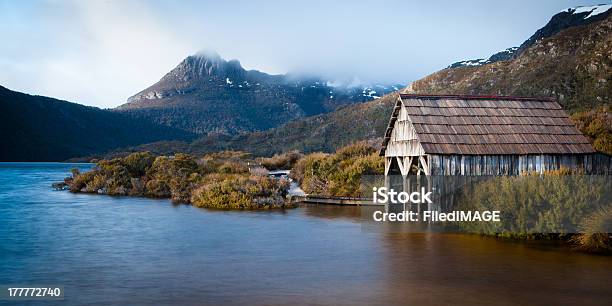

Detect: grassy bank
64,151,294,209
454,173,612,254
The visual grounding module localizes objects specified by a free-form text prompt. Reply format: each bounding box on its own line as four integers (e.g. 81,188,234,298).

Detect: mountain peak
193,49,222,60
119,50,402,134
173,52,245,80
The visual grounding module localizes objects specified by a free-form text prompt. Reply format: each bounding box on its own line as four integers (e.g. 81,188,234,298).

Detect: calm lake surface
0,163,610,305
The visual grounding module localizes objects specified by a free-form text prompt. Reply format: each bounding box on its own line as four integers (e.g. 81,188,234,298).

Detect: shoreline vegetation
290,142,384,197
55,142,611,254
453,173,612,254
60,151,295,209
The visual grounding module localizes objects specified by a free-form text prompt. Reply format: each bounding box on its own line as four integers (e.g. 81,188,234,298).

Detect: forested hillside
0,86,195,161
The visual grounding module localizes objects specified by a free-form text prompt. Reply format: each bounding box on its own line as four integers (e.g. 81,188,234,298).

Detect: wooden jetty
290,195,381,206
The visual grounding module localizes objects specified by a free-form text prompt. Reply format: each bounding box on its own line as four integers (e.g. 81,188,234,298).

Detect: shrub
291,152,329,194
145,154,201,201
218,161,249,174
571,106,612,154
70,171,95,192
327,153,384,196
259,150,304,170
96,159,131,195
70,168,80,177
147,154,198,179
145,179,171,198
290,152,325,183
122,152,155,177
169,172,201,203
455,175,611,242
571,206,612,253
191,174,291,209
335,142,377,159
130,178,145,195
198,151,251,174
85,174,106,193
291,142,383,197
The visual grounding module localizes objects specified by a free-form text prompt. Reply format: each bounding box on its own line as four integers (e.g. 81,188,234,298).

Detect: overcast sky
0,0,604,108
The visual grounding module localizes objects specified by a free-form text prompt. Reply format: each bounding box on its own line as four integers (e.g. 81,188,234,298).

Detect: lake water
0,163,610,305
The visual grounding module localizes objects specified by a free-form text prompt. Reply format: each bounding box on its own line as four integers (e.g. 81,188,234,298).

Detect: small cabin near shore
381,94,611,176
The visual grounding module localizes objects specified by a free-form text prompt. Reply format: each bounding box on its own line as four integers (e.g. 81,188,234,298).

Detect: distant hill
187,93,398,156
116,52,401,134
0,86,195,161
93,93,397,159
413,5,611,112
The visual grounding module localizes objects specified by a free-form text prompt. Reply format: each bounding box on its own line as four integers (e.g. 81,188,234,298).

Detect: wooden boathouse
381,94,611,176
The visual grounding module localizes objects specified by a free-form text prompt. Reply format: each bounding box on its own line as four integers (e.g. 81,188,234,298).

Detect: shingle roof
381,94,595,155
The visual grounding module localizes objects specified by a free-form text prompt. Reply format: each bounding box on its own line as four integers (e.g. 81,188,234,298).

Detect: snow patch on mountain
568,4,612,19
447,47,519,69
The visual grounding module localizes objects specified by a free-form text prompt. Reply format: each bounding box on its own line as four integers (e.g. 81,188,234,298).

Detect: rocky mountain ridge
448,4,611,69
407,7,611,112
117,52,402,135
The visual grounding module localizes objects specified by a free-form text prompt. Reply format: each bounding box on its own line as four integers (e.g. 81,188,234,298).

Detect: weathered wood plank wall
428,153,612,175
385,105,425,157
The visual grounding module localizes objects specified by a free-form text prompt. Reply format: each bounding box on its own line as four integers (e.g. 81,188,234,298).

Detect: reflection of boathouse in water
381,94,611,176
378,94,611,214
